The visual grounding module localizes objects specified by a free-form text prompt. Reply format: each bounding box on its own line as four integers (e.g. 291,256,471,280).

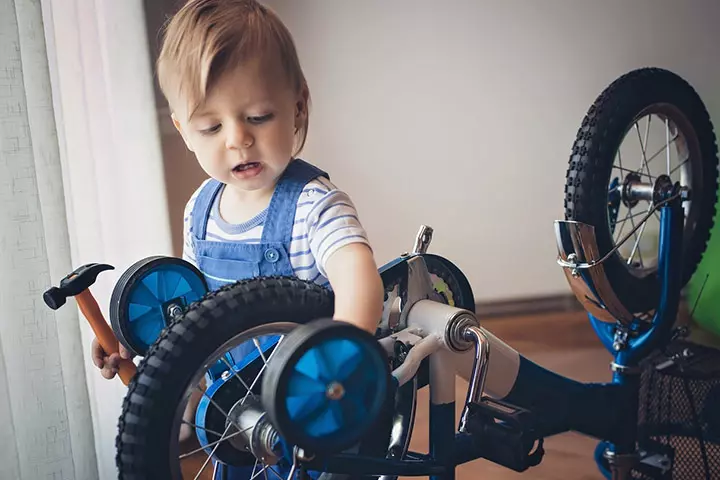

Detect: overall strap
262,159,329,243
191,179,224,241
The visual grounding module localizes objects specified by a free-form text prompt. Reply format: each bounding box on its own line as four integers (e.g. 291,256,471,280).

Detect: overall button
264,248,280,263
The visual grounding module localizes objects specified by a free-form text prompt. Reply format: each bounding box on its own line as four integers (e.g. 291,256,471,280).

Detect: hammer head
44,263,114,310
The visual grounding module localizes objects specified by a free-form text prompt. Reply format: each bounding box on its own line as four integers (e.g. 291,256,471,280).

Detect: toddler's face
172,54,306,197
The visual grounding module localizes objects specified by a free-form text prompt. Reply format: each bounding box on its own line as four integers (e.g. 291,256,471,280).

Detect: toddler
93,0,384,374
92,0,384,477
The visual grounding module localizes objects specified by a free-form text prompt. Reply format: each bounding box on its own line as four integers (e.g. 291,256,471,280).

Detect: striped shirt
182,176,371,288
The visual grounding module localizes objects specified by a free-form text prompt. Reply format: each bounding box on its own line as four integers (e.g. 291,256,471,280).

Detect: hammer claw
43,262,136,385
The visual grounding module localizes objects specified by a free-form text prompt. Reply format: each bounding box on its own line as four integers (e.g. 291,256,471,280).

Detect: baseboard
476,292,692,319
474,293,695,352
475,293,583,319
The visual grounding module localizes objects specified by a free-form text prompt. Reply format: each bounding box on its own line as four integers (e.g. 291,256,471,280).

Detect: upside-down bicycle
44,67,720,479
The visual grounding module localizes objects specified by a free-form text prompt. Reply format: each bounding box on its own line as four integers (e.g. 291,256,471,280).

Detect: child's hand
91,338,134,380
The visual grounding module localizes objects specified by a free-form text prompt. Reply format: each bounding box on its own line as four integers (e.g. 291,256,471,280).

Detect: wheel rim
125,263,207,352
172,323,299,480
606,104,702,279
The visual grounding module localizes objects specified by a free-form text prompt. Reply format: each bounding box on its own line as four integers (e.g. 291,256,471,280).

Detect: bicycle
45,67,720,479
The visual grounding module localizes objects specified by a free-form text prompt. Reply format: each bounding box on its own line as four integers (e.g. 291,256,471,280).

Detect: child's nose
225,122,254,150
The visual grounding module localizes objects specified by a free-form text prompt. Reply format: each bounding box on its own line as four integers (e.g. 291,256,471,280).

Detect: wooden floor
180,310,621,479
404,310,613,480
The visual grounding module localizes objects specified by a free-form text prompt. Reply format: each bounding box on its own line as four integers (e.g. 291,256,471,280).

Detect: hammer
44,263,137,385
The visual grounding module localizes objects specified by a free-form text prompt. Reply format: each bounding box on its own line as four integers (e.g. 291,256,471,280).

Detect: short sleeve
181,180,210,267
305,188,371,277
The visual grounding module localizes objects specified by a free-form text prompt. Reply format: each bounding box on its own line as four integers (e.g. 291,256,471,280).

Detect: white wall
261,0,720,302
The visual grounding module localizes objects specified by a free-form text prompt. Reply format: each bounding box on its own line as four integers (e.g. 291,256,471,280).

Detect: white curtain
0,0,173,478
0,0,96,478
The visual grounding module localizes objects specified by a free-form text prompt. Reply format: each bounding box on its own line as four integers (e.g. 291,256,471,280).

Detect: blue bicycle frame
287,192,683,479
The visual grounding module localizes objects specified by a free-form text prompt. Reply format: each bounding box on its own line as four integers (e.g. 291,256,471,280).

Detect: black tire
423,254,475,312
109,256,208,357
564,67,719,314
261,318,393,456
115,277,335,479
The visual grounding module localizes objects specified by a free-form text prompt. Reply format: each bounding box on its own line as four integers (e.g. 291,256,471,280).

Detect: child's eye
248,113,274,125
199,124,221,135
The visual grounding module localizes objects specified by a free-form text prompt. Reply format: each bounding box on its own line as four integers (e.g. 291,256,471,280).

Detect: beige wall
147,0,720,302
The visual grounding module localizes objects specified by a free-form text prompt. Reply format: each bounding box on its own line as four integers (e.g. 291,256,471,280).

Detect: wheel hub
226,397,282,465
622,172,652,208
622,173,678,209
325,381,345,400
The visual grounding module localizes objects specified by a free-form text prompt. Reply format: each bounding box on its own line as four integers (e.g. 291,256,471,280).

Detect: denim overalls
192,159,329,291
190,159,329,479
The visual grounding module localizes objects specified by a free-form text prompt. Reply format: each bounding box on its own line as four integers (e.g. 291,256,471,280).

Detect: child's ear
171,113,194,152
295,84,310,125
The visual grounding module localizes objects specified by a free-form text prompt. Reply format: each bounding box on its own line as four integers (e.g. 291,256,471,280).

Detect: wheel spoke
644,133,680,166
627,203,653,266
665,117,671,176
613,165,653,180
626,117,682,180
635,118,655,182
251,463,284,480
669,158,689,177
181,420,224,437
614,209,650,232
220,355,256,398
197,386,245,434
193,423,234,480
643,116,651,168
627,209,646,268
635,121,647,170
253,338,268,364
614,208,634,241
240,336,285,406
266,466,285,480
179,423,254,459
250,465,264,480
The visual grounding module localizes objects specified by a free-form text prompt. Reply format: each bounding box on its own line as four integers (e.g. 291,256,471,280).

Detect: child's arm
324,242,384,334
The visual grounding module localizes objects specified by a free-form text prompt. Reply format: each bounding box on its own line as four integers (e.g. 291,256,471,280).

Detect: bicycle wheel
564,67,719,314
115,277,403,479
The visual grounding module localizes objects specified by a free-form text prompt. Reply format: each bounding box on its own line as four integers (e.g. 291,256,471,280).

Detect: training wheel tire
109,256,208,357
261,318,392,456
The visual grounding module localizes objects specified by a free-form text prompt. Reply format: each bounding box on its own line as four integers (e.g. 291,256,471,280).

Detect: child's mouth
233,162,259,172
232,162,262,178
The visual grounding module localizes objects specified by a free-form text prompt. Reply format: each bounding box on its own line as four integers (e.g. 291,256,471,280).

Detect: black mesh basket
631,339,720,479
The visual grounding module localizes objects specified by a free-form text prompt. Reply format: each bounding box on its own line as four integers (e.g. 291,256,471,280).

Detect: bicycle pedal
464,398,545,472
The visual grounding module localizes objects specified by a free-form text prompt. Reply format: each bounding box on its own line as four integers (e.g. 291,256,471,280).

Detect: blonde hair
157,0,310,155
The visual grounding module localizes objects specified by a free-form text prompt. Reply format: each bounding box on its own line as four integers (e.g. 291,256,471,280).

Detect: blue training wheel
109,256,208,357
261,318,392,455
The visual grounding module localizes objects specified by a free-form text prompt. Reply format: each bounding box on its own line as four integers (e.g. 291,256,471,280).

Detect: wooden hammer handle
75,289,137,385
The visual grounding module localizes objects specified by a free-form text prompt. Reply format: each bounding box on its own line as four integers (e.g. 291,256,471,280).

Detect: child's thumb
119,345,132,360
